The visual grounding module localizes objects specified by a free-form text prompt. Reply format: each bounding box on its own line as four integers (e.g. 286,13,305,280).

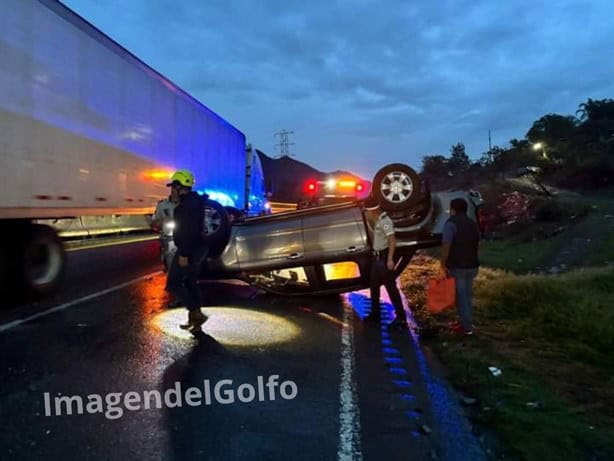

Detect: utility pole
274,130,295,158
488,130,492,162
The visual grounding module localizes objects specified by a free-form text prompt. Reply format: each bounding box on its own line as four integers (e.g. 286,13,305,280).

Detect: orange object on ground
426,277,456,313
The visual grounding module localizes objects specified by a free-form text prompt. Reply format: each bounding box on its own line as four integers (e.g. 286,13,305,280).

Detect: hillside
256,150,370,202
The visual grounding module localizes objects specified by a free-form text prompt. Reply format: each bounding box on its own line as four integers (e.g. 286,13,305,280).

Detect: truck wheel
202,199,231,256
16,224,66,297
372,163,422,212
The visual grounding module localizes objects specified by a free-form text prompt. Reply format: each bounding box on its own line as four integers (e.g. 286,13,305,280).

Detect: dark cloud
64,0,614,176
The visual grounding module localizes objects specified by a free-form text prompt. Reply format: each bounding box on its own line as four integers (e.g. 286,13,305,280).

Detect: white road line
0,271,162,333
337,297,363,461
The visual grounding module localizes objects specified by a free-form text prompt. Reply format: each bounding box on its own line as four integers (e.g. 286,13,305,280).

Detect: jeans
369,257,404,317
448,267,479,331
168,246,209,312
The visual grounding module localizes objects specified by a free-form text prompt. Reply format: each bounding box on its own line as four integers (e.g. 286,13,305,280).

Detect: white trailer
0,0,261,297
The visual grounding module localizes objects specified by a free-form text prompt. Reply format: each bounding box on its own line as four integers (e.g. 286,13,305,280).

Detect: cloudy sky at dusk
63,0,614,178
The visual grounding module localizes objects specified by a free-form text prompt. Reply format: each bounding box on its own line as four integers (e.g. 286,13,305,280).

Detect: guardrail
269,201,297,213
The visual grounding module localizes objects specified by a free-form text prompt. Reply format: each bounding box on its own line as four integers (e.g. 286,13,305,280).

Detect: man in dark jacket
440,198,480,335
166,170,208,333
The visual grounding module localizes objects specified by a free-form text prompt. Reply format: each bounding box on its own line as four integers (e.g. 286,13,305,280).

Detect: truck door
301,206,368,265
234,215,304,271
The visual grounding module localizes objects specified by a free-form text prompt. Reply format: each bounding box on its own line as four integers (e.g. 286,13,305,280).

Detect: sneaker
449,323,473,335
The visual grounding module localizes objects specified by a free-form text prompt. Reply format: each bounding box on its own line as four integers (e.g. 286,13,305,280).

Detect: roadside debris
420,424,433,435
488,366,503,377
525,401,542,409
496,191,533,226
461,396,479,406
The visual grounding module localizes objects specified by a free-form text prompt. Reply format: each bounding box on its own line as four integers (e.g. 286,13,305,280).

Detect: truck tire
202,199,231,256
372,163,422,212
15,224,66,298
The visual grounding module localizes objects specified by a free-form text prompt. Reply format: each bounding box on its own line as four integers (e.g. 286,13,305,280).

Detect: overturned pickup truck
190,163,483,296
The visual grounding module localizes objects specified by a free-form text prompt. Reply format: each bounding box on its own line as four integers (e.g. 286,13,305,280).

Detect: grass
473,267,614,366
434,341,614,461
586,235,614,267
400,254,614,460
478,238,562,274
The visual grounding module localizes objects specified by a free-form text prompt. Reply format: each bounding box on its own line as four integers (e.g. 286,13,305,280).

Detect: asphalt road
0,238,484,461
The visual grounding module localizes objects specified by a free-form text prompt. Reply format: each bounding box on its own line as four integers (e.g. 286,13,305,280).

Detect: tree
576,98,614,122
421,155,448,179
448,142,470,175
526,113,577,146
575,98,614,143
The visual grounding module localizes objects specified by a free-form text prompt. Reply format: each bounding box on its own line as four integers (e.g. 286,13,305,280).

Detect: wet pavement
0,239,484,460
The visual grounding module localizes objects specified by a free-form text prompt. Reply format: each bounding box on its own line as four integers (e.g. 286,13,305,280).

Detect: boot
179,309,208,332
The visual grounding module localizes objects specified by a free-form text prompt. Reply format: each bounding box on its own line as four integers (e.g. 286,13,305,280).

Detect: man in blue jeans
440,198,480,335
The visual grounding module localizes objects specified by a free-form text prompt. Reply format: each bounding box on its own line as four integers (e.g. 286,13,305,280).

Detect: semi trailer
0,0,266,298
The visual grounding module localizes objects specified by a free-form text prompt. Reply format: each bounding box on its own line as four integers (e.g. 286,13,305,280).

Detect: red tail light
305,181,317,193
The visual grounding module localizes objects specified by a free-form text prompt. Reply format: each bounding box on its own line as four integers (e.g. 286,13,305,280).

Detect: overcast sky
63,0,614,178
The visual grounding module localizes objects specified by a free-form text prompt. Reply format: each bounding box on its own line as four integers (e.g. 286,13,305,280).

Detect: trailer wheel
202,199,231,256
372,163,422,212
16,224,66,297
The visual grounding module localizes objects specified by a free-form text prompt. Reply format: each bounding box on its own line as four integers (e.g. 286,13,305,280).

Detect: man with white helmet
166,169,208,333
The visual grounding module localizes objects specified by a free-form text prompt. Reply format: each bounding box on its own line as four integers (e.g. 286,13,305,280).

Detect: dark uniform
363,195,407,329
171,190,207,314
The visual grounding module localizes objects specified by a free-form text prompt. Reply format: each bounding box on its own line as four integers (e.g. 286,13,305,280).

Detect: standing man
152,186,182,307
440,198,480,336
166,170,208,333
363,195,408,330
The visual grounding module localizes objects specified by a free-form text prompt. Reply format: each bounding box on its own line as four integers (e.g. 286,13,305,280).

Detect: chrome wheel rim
380,171,414,204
